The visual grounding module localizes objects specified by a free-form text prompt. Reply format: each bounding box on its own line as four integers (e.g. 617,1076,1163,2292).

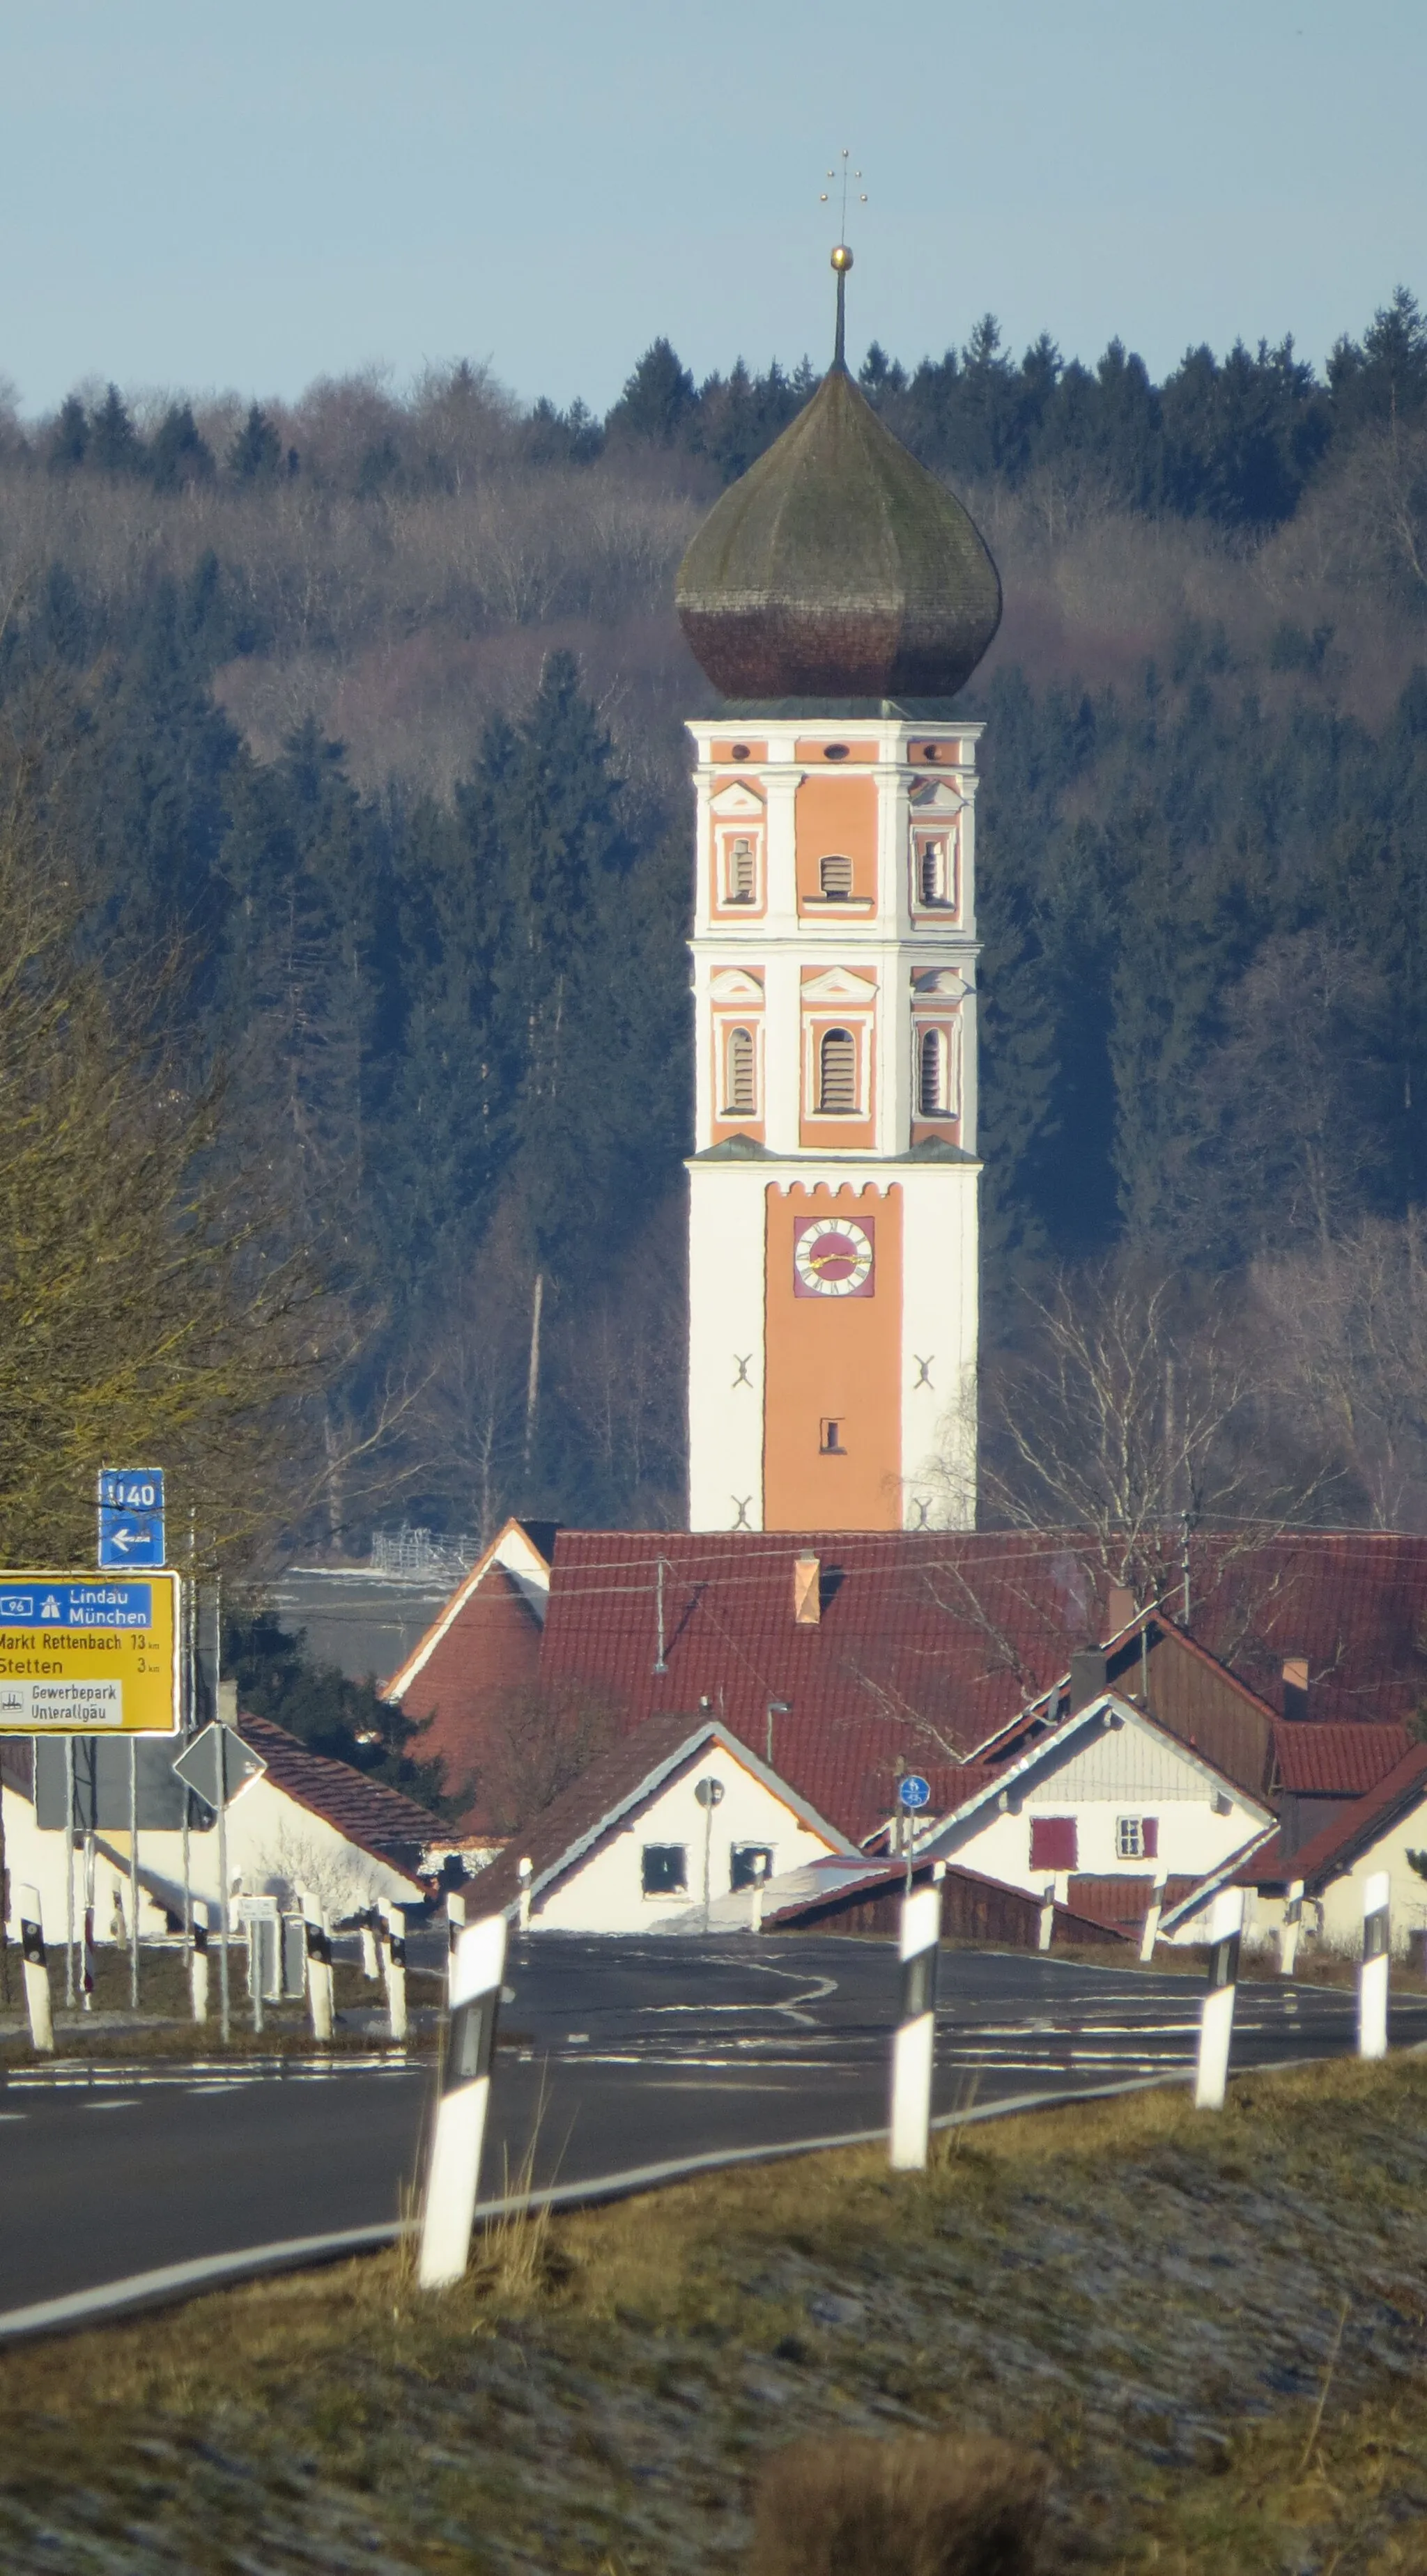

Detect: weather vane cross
819,146,868,245
819,148,867,368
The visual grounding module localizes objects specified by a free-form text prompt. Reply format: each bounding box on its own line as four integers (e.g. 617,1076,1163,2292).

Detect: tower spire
820,150,865,374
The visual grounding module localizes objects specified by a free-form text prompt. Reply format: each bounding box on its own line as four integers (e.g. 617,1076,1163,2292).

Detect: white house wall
1312,1808,1427,1955
532,1748,837,1934
932,1712,1269,1933
2,1771,422,1952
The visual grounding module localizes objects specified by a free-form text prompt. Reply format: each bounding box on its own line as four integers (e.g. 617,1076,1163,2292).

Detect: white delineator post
446,1888,467,1993
17,1886,53,2054
190,1899,210,2024
418,1911,507,2290
381,1899,408,2043
1358,1869,1390,2061
360,1912,381,1981
517,1858,532,1935
1037,1881,1056,1954
301,1889,334,2042
750,1851,767,1934
1139,1870,1168,1965
890,1881,941,2172
1194,1886,1244,2111
1279,1877,1305,1977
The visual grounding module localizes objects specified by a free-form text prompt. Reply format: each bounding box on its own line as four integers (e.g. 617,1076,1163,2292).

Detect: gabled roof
1265,1741,1427,1891
972,1611,1282,1798
922,1691,1272,1853
1269,1721,1412,1797
470,1713,858,1919
236,1712,438,1880
383,1519,555,1700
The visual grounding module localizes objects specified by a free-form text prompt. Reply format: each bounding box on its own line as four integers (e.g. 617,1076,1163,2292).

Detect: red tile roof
390,1564,543,1829
539,1530,1077,1842
389,1526,1427,1852
237,1712,441,1875
1270,1722,1412,1797
1266,1741,1427,1890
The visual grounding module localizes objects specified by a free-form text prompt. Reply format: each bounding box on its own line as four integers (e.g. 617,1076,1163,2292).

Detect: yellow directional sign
0,1572,181,1735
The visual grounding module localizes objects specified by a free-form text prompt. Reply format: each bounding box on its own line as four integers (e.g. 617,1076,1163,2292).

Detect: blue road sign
897,1774,932,1810
97,1469,166,1569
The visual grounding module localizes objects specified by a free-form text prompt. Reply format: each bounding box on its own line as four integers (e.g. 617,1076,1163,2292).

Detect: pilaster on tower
674,242,1001,1537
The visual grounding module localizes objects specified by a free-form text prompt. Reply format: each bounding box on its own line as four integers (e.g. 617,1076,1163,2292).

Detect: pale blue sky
0,0,1420,417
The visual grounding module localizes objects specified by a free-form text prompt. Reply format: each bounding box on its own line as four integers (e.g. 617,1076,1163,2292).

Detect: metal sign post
897,1774,931,1896
172,1700,265,2053
695,1775,725,1926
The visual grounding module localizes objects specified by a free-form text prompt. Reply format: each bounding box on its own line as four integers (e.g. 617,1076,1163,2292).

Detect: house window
727,836,757,902
819,853,854,899
1029,1815,1077,1872
818,1027,858,1112
819,1418,846,1454
918,1025,949,1117
730,1844,773,1891
917,835,952,906
724,1025,757,1116
641,1844,688,1896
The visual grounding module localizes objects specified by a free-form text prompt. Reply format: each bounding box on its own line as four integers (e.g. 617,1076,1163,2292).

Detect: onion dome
676,249,1001,706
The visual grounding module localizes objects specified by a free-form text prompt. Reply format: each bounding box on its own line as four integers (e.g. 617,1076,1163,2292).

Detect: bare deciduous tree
1253,1211,1427,1529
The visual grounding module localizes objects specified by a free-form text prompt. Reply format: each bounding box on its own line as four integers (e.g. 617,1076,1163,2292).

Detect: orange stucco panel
763,1182,902,1530
711,741,768,764
795,773,879,908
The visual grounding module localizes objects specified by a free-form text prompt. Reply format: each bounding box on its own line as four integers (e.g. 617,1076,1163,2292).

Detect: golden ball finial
831,243,854,272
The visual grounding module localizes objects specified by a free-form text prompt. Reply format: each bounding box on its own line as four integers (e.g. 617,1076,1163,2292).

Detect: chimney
793,1553,821,1626
1281,1655,1309,1723
1068,1649,1108,1714
1105,1584,1134,1638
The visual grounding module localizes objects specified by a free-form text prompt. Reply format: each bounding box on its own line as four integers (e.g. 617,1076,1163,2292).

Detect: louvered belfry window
819,853,854,899
725,1025,756,1115
728,837,756,901
818,1026,858,1113
918,1026,946,1116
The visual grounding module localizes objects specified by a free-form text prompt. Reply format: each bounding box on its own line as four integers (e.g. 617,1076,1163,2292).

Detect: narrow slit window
727,836,757,901
819,853,854,899
818,1027,858,1113
918,837,950,905
819,1418,846,1454
918,1025,948,1117
725,1025,756,1116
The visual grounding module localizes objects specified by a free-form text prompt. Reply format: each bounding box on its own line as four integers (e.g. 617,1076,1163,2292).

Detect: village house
0,1711,437,1954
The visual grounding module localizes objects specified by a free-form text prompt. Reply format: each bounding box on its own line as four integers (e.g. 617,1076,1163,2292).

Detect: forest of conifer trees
4,285,1427,1550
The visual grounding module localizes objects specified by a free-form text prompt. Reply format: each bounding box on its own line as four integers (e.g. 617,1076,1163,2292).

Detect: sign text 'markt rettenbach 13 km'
0,1574,181,1734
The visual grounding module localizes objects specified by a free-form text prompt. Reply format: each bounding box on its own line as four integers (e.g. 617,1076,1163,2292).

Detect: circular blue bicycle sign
897,1774,932,1810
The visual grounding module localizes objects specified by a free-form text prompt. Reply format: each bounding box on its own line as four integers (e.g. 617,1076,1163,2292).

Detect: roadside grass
0,2054,1426,2569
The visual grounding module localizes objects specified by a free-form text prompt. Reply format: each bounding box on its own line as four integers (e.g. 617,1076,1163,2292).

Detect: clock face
793,1215,875,1299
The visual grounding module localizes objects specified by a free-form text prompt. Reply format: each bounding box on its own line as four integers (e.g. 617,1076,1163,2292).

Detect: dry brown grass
750,2433,1050,2576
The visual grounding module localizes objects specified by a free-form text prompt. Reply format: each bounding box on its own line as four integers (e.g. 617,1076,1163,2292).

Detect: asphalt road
1,1934,1424,2318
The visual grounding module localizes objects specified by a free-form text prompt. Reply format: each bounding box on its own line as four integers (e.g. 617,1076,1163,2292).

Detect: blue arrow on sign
98,1512,166,1568
897,1774,932,1810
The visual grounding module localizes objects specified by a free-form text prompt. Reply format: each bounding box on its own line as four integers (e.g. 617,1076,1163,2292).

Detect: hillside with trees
4,286,1427,1550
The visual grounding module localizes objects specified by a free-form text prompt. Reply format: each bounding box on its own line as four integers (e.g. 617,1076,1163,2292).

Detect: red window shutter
1030,1816,1077,1872
1143,1817,1159,1860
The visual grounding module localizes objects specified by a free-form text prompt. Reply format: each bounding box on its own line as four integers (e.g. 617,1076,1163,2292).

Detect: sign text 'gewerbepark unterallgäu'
0,1574,181,1734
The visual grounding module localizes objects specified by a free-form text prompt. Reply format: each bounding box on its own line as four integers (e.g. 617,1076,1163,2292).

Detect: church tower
677,246,1002,1535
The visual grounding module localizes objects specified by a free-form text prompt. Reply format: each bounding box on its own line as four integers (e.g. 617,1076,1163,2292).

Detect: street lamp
765,1700,790,1767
